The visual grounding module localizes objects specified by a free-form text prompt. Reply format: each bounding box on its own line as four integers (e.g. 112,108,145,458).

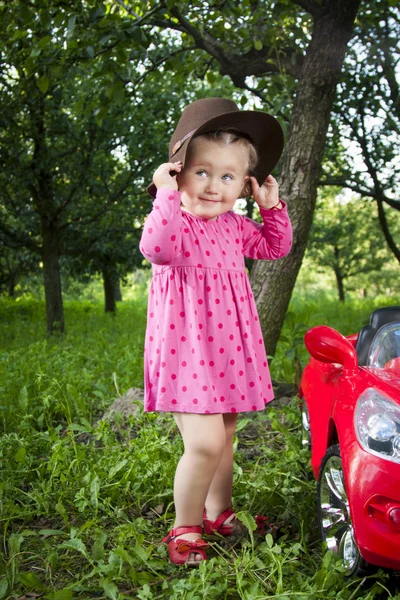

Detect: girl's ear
240,175,252,198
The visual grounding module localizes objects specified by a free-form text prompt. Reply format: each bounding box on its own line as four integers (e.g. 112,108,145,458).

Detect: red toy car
300,306,400,576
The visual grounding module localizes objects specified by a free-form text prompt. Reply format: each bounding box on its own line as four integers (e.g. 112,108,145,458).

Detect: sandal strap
163,525,202,543
175,538,209,554
207,507,236,532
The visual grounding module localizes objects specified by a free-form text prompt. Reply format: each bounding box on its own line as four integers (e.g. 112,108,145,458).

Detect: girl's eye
196,170,207,177
222,174,233,181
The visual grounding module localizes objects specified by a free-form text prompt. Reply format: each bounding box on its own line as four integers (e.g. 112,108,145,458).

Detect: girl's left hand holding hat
152,161,183,191
250,174,282,210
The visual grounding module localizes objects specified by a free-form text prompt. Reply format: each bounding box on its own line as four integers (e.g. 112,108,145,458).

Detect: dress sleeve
139,188,182,265
241,201,293,260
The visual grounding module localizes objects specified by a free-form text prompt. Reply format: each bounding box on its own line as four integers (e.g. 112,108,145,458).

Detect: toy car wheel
317,444,370,577
301,401,311,450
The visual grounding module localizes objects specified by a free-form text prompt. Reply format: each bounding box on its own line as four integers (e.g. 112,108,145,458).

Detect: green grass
0,289,399,599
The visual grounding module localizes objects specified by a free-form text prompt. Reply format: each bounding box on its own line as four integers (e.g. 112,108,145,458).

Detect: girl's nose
205,177,219,194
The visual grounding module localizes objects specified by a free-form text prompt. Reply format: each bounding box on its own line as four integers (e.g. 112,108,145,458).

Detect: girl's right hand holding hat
153,161,182,191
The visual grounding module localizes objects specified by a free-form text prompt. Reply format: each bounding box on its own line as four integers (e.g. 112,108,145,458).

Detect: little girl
140,98,293,566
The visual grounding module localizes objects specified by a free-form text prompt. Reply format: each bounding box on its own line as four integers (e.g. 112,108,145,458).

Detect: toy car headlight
355,388,400,464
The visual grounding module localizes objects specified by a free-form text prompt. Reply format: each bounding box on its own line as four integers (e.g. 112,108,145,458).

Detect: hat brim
147,109,284,198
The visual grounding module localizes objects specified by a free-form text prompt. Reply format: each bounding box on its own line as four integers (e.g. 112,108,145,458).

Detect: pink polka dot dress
139,188,293,414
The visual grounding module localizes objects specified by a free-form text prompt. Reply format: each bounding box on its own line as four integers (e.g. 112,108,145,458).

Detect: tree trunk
250,0,361,356
32,96,64,335
376,198,400,263
8,273,16,297
334,269,345,302
115,277,122,302
103,265,117,313
41,220,64,334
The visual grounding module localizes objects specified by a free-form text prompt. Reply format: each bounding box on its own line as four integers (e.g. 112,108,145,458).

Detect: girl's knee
186,435,226,462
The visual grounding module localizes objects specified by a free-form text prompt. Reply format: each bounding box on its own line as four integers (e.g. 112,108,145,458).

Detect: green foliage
270,291,399,384
1,291,399,597
305,193,400,302
323,0,400,259
0,296,147,432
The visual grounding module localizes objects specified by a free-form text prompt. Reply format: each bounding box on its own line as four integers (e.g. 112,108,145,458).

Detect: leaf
236,510,257,532
8,533,23,557
14,446,26,462
108,459,128,479
38,36,52,49
102,579,120,600
114,545,134,566
67,423,91,433
235,417,251,432
59,538,89,559
39,529,65,537
74,98,85,115
94,105,108,127
49,590,73,600
254,39,263,51
100,34,113,45
37,76,50,94
39,9,51,28
90,475,100,508
112,85,125,106
18,386,28,410
19,4,34,24
54,11,64,27
206,72,216,84
92,532,107,561
67,15,76,37
132,543,148,563
0,579,8,600
266,533,274,548
19,572,45,591
55,501,68,524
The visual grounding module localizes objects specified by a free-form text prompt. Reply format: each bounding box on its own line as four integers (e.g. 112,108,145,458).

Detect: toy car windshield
367,322,400,370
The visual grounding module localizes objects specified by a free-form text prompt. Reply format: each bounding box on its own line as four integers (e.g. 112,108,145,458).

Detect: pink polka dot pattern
139,188,293,414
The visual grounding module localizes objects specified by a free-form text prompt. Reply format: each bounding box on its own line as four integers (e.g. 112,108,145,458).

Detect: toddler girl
140,98,293,566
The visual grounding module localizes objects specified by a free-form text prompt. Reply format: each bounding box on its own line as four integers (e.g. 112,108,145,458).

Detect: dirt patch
100,387,144,421
100,382,297,422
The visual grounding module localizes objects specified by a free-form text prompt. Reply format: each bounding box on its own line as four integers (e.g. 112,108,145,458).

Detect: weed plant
0,289,399,599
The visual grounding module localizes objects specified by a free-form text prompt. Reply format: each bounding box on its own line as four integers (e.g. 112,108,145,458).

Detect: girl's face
177,137,249,221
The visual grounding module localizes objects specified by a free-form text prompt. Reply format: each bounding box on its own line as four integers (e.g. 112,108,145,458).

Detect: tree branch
376,198,400,263
291,0,323,18
233,80,290,123
319,177,400,210
160,7,304,79
113,0,165,27
132,45,196,87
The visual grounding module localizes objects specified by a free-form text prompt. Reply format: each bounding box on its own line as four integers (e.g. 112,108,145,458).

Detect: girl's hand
152,161,183,191
250,175,281,210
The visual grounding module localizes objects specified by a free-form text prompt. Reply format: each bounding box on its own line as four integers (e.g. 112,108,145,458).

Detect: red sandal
203,508,271,536
203,507,239,536
163,526,209,566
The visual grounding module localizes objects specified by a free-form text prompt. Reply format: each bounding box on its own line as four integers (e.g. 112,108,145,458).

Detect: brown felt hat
147,97,284,197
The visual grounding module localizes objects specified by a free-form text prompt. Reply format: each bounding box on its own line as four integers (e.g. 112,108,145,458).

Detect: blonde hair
198,129,258,197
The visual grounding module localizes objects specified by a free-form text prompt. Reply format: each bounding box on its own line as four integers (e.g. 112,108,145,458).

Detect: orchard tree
0,244,39,297
306,193,397,301
0,1,114,333
321,0,400,262
113,0,362,355
0,0,240,330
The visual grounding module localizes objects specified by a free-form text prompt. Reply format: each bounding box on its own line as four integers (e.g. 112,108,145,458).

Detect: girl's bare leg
205,413,238,524
172,412,226,562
